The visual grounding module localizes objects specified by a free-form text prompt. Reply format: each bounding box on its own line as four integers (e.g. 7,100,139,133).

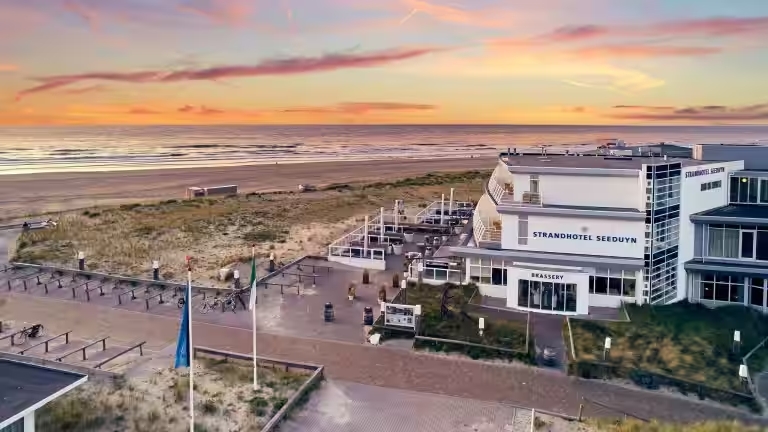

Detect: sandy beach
0,156,496,219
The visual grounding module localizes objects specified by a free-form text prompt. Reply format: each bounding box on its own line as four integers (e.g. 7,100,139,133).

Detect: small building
0,359,88,432
185,184,238,199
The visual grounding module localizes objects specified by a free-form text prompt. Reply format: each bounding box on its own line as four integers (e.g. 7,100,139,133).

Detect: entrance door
750,277,766,311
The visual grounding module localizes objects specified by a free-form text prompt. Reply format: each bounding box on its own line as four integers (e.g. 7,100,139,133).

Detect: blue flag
174,282,191,368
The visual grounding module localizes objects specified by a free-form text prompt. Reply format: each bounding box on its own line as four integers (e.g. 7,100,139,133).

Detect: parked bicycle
16,324,45,344
199,294,236,314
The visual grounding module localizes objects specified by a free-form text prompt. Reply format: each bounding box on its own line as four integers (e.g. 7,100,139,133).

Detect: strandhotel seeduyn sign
532,231,638,244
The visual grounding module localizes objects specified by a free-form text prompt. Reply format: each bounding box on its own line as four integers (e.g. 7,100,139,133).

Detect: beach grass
569,301,768,393
14,170,488,286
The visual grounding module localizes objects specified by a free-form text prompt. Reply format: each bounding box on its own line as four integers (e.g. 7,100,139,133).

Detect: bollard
234,270,241,290
78,251,85,271
152,260,160,281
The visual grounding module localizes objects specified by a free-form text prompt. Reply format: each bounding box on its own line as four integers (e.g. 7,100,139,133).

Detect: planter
348,295,354,301
441,235,448,243
453,226,463,234
404,232,415,243
392,244,404,255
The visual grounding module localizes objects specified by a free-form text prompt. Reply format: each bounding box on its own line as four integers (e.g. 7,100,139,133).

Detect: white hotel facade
452,148,743,315
328,142,768,316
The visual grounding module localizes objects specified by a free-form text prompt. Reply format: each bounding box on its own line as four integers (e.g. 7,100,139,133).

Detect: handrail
56,337,108,362
742,334,768,414
581,396,649,422
144,289,166,310
115,285,144,305
68,280,90,298
94,341,146,369
18,331,71,355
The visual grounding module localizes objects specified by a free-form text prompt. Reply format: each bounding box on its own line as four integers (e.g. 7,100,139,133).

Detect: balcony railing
473,211,502,243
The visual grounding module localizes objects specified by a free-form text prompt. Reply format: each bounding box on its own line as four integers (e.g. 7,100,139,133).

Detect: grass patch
570,301,768,394
590,418,763,432
14,170,487,287
402,282,532,362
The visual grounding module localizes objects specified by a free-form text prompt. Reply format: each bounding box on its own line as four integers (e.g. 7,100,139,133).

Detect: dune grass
590,418,763,432
570,301,768,393
36,360,313,432
14,170,487,286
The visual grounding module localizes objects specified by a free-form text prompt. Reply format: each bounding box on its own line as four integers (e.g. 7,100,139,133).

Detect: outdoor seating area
328,194,474,272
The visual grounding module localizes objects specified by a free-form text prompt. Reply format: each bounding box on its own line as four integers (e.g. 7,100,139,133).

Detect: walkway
0,293,765,425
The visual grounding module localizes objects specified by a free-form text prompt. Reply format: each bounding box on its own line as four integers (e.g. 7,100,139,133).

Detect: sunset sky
1,0,768,125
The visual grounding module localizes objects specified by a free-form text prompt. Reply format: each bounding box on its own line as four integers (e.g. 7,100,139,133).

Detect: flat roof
693,204,768,221
732,170,768,178
503,153,700,170
0,359,87,427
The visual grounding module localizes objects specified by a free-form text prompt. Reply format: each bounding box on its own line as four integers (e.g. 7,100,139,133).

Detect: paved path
280,380,535,432
0,293,765,425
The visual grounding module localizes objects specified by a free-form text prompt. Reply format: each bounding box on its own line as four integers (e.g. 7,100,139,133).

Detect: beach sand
0,156,496,219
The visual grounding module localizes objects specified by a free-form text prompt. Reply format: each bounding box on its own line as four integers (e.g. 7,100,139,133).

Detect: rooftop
0,359,88,427
691,204,768,223
501,153,700,170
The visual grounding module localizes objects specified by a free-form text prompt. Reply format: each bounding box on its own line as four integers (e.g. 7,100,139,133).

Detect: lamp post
603,336,611,361
77,251,85,271
152,260,160,281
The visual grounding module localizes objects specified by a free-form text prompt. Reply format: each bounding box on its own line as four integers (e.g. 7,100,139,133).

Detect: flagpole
187,258,195,432
251,245,258,391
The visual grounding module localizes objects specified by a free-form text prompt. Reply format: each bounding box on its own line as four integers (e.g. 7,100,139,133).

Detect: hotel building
328,143,768,316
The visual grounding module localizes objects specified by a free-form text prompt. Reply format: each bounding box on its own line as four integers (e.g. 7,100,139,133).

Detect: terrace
328,193,474,272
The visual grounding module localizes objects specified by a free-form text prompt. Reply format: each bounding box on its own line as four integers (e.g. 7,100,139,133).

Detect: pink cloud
608,102,768,122
572,44,722,58
282,101,436,115
489,16,768,58
0,64,19,72
179,0,256,26
15,47,441,100
59,84,108,95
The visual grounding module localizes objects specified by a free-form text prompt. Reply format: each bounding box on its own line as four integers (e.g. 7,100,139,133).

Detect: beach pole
440,194,445,225
187,260,195,432
449,188,454,217
250,246,258,391
364,216,369,257
393,201,398,231
379,207,384,245
152,260,160,281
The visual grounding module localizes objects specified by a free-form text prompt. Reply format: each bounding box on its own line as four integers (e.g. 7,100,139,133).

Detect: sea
1,124,768,175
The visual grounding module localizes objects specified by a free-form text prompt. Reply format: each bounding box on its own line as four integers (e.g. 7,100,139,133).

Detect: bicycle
199,295,236,314
16,324,45,345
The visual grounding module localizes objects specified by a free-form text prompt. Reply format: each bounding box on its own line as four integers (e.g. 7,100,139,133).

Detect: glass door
750,277,766,310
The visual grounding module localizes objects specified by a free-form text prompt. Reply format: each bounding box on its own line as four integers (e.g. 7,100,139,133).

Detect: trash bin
363,306,374,325
324,302,335,322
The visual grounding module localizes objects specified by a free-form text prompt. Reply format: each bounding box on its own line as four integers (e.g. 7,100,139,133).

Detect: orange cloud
607,102,768,122
15,47,442,99
127,107,162,115
281,101,437,115
0,64,18,72
177,105,226,115
59,84,108,95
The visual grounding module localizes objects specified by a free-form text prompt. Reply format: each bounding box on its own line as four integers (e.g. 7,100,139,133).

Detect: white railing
499,191,543,207
473,210,502,243
415,200,475,224
328,244,385,261
328,223,388,261
487,172,507,204
407,263,464,283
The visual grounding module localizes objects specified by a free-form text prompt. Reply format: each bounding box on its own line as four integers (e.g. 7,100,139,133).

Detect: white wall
676,160,745,301
328,255,386,271
510,172,642,209
501,214,645,258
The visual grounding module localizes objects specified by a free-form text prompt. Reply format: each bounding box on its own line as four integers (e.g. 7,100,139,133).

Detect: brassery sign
685,166,725,178
530,272,564,280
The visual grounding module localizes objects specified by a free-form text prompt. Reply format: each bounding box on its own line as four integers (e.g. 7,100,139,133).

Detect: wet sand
0,156,496,218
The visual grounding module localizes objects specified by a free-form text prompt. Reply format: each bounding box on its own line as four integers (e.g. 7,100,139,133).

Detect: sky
1,0,768,125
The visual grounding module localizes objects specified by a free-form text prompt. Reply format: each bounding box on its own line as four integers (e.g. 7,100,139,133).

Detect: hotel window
700,180,722,191
762,179,768,203
706,224,768,261
589,268,636,297
468,258,508,286
698,273,744,303
750,278,766,309
518,216,528,246
529,176,540,194
731,176,762,204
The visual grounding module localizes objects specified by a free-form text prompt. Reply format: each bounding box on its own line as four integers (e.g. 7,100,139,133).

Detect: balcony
499,191,543,207
472,212,502,245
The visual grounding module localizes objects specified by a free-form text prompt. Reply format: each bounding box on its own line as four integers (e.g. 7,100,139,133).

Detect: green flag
249,253,257,310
